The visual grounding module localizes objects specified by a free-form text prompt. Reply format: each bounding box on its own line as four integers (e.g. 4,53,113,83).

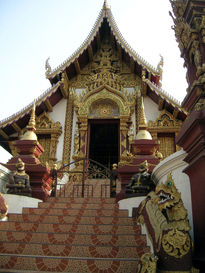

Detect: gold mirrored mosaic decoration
89,99,120,119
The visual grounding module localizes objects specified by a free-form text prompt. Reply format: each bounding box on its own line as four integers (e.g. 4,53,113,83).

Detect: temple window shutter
158,133,175,158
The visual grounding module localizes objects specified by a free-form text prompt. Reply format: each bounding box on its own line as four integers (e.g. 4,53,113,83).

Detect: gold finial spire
136,96,152,140
139,97,147,127
103,0,109,9
27,101,36,130
22,101,38,141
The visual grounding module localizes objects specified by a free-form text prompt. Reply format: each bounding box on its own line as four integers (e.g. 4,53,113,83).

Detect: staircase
57,179,111,198
0,196,149,272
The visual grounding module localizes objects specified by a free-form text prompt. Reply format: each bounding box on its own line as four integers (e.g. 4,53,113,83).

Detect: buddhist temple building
0,0,204,272
0,1,186,169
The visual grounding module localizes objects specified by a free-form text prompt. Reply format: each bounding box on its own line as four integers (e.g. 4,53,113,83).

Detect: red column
177,108,205,269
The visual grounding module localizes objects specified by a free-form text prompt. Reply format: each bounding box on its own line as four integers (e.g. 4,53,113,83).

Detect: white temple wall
2,194,42,215
152,149,193,239
49,98,67,162
144,96,161,122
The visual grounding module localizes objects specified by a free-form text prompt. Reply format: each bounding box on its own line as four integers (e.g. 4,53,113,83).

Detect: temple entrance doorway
88,120,119,169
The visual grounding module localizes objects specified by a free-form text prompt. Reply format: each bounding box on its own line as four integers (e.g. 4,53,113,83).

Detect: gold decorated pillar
78,117,88,158
119,117,129,158
49,134,59,164
62,92,74,166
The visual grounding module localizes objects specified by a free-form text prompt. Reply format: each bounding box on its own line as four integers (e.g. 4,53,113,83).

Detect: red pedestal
116,139,160,201
177,108,205,268
4,140,53,201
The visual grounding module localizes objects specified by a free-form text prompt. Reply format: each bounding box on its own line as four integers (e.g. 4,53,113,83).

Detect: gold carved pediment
148,110,182,129
69,41,142,91
36,112,62,135
89,99,120,119
148,110,182,158
76,87,130,117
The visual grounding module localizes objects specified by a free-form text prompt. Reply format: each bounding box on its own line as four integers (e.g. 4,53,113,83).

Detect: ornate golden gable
69,42,142,91
148,110,182,158
36,112,62,133
36,112,62,166
148,110,182,130
74,86,133,118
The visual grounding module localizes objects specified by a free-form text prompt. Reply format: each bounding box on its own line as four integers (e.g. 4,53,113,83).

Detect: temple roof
46,1,160,82
0,1,188,153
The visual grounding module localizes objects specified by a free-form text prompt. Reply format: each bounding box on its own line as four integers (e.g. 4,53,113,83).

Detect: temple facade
1,1,205,272
0,1,187,170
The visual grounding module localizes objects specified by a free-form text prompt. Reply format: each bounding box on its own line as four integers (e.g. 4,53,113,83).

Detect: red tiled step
8,214,136,225
0,241,149,258
0,230,146,247
46,197,116,204
38,201,119,210
0,221,141,235
0,195,149,272
22,207,128,217
0,254,140,272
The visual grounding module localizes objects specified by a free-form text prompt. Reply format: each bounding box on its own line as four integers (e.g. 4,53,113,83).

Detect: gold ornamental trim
35,112,62,166
62,94,74,167
76,87,130,117
148,110,182,158
162,229,191,258
118,160,157,168
148,110,182,131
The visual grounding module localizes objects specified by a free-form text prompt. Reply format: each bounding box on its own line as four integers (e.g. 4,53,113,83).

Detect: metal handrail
53,158,112,198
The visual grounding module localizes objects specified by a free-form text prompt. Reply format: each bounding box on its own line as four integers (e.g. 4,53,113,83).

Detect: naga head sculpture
155,173,181,211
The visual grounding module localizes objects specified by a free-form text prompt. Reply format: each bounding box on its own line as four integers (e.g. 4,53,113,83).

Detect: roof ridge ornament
47,1,160,79
157,54,164,87
103,0,109,10
45,57,51,77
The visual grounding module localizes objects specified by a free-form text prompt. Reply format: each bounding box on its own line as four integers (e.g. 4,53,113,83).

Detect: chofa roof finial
157,54,164,87
45,57,51,78
103,0,109,9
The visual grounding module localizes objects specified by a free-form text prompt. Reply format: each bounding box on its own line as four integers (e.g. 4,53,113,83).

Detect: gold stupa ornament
136,97,152,140
22,101,38,141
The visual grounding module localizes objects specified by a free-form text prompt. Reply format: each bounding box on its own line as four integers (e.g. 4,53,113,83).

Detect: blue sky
0,0,187,162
